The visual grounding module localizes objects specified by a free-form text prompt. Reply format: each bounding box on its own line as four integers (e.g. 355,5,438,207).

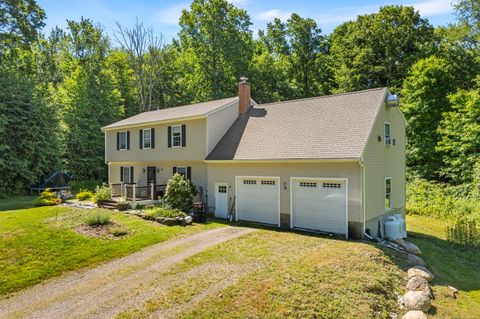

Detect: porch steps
100,200,118,210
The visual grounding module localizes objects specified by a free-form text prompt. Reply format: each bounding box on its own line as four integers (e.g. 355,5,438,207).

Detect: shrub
76,189,94,201
446,217,480,248
94,185,111,204
116,202,131,211
71,180,102,192
85,212,111,227
164,173,198,212
35,188,60,206
145,204,186,219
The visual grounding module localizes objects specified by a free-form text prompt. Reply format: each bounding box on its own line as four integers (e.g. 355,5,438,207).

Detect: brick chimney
238,77,251,115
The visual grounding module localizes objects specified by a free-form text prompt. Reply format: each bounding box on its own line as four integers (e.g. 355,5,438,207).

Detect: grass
119,227,406,319
0,196,36,211
0,198,224,297
406,215,480,319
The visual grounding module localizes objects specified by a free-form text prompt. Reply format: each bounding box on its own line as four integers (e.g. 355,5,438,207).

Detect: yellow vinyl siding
105,118,207,163
206,161,362,223
362,101,406,226
206,101,238,154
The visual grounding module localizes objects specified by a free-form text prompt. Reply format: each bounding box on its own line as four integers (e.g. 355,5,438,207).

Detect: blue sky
37,0,458,42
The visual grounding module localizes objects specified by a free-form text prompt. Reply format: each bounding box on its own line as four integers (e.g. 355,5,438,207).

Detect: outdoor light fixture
142,168,145,173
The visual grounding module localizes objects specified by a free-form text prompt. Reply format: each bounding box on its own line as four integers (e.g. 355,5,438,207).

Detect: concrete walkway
0,226,255,319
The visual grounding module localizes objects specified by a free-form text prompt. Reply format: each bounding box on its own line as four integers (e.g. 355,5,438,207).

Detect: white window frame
385,177,392,210
384,122,392,146
119,131,128,151
176,166,187,178
142,128,152,149
123,166,132,184
171,125,182,148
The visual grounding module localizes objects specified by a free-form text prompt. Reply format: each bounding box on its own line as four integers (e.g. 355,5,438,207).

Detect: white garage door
236,176,280,226
291,178,347,237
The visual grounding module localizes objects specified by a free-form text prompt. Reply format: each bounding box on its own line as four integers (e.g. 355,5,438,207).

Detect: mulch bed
74,222,127,240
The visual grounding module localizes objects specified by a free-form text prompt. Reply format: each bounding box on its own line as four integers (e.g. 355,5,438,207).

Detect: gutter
359,156,366,238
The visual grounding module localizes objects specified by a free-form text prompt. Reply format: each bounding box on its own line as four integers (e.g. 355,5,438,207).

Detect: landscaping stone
407,254,426,267
403,290,432,312
406,276,432,297
399,241,422,255
163,218,177,226
401,310,427,319
407,266,434,282
448,285,459,299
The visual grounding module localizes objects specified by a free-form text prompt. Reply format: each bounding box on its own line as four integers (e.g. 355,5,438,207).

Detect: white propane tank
394,214,407,238
384,216,403,241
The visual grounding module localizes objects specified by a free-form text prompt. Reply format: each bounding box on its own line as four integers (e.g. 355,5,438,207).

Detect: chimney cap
239,77,248,83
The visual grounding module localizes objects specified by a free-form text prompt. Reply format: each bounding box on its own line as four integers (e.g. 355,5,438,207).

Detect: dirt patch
74,222,129,239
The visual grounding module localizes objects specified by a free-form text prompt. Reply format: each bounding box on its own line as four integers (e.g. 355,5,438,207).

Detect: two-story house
102,78,406,239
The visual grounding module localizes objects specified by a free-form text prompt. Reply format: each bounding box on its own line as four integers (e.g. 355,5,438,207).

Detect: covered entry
236,176,280,226
291,177,348,237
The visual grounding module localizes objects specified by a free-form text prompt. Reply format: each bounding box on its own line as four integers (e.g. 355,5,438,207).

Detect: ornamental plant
164,173,198,212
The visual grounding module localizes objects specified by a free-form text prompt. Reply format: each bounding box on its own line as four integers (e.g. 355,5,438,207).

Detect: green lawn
0,201,223,297
406,215,480,319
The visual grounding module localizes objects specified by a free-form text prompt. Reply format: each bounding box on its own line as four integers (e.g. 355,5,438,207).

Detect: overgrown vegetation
446,217,480,248
145,205,187,219
84,212,111,227
164,173,198,212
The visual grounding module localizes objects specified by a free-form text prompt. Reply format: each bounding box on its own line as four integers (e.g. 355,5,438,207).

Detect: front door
215,182,229,218
147,167,156,185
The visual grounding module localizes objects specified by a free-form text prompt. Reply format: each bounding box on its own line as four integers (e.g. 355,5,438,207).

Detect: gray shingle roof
206,87,387,160
102,97,238,130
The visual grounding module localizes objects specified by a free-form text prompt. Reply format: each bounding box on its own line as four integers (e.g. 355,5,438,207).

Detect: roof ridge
257,87,387,108
144,96,238,114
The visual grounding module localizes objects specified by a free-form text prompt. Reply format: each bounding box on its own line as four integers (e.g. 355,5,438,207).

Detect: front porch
110,183,167,203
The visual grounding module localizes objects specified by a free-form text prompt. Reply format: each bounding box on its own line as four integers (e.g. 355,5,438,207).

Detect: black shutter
127,131,130,150
120,166,123,182
181,124,186,147
187,167,191,180
151,128,155,148
173,166,177,175
116,132,120,150
168,126,172,148
139,129,143,149
130,167,134,184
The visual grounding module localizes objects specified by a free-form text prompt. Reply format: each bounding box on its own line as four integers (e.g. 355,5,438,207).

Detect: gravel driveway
0,226,255,319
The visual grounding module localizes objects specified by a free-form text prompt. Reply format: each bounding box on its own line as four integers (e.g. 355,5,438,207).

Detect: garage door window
261,180,276,185
300,182,317,187
323,182,341,188
243,180,257,185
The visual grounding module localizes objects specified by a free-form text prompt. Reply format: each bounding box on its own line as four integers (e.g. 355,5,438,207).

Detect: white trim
359,158,366,237
289,177,349,239
235,175,281,227
118,131,128,151
142,128,152,149
102,115,204,131
385,176,392,211
171,124,182,148
122,165,133,184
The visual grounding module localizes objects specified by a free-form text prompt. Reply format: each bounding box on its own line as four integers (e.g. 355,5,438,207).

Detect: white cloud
228,0,249,6
408,0,454,16
255,9,292,21
156,3,189,25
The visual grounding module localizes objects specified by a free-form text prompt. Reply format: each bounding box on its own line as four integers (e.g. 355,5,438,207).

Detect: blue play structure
30,171,72,195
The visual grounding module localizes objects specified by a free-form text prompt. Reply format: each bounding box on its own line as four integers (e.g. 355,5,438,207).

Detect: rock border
126,210,193,226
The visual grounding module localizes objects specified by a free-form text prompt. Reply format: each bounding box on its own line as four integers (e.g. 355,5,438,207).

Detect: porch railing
110,183,167,202
111,183,123,197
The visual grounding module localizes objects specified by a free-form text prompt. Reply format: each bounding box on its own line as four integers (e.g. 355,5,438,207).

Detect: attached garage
291,177,348,237
236,176,280,226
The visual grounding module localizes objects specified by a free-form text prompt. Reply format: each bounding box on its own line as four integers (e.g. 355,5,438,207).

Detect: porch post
150,183,155,200
132,184,136,204
121,182,124,197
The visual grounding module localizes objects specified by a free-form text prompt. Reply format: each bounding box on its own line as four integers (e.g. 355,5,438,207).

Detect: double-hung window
119,131,128,150
122,166,133,184
384,122,392,146
176,166,187,177
385,177,392,209
143,129,151,149
172,125,182,147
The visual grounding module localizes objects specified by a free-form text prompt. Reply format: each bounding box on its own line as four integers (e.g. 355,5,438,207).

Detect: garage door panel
292,178,347,235
237,177,279,225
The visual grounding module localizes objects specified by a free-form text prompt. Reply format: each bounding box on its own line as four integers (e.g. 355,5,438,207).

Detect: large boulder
403,291,432,312
401,310,427,319
399,241,422,255
407,266,434,282
406,276,432,297
407,254,426,267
